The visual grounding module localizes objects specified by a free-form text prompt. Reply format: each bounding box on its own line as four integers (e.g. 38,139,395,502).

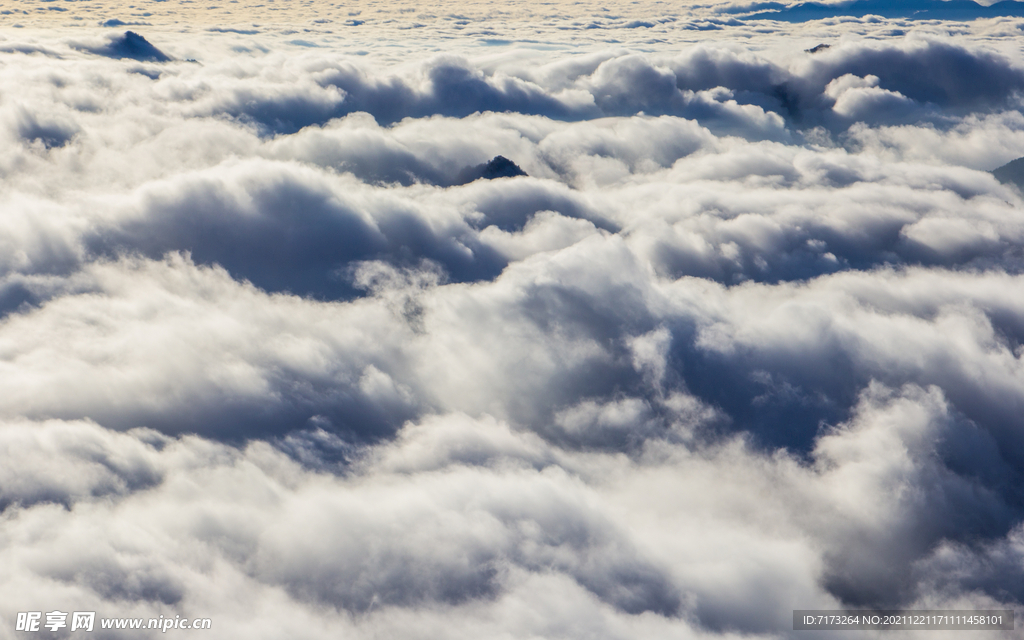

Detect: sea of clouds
2,3,1024,638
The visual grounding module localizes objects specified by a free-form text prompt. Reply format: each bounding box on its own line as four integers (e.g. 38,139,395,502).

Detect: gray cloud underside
2,23,1024,640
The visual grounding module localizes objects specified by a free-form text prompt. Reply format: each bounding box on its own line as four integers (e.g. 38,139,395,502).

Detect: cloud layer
2,14,1024,639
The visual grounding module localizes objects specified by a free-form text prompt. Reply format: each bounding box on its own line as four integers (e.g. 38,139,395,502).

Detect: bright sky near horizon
0,0,725,28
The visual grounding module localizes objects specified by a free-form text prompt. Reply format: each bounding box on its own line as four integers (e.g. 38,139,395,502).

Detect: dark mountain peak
92,31,172,62
806,43,830,54
453,156,528,186
992,156,1024,190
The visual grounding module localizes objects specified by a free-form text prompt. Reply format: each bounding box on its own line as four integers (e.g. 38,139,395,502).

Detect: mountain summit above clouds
739,0,1024,21
992,157,1024,190
88,31,172,62
453,156,529,185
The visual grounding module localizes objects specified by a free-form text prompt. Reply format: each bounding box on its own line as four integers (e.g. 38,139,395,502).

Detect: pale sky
0,0,723,28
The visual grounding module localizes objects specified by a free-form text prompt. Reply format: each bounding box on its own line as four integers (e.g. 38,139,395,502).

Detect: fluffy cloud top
2,12,1024,639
